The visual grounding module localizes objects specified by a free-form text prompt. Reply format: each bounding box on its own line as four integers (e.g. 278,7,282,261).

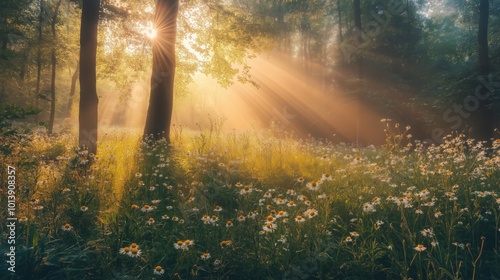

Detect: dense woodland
2,1,500,279
1,0,500,148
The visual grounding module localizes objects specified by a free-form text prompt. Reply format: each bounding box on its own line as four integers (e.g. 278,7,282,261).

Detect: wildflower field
1,121,500,279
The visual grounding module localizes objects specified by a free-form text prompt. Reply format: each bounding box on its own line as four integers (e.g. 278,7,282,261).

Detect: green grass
1,122,500,279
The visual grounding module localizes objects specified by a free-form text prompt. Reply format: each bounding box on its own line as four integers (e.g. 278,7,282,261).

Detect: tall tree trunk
353,0,363,145
48,0,62,135
35,0,44,123
143,0,179,142
353,0,362,79
66,59,79,118
79,0,100,154
475,0,493,141
337,0,343,43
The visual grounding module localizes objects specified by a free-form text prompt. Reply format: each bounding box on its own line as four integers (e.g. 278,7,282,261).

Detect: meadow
1,119,500,279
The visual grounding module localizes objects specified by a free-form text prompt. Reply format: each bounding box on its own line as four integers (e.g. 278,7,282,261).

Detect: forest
1,0,500,279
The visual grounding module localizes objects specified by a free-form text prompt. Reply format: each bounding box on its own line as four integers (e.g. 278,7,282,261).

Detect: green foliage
3,125,500,279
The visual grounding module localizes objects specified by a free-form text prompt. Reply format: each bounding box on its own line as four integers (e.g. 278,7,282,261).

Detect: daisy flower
210,215,219,224
214,205,223,212
153,265,164,275
306,181,320,191
119,247,130,255
237,215,246,222
414,244,426,252
345,236,353,242
263,222,277,232
128,247,142,257
141,205,154,212
276,210,288,218
201,252,211,260
131,204,139,210
240,186,253,195
147,218,155,225
162,214,169,220
62,223,73,231
220,240,232,248
295,215,305,223
174,240,184,250
226,220,233,228
80,206,88,212
321,173,333,182
304,209,318,219
350,231,359,237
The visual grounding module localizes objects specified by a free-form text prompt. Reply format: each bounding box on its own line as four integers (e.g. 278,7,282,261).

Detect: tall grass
1,121,499,279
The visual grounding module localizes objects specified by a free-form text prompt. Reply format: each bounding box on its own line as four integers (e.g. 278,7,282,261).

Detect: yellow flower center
309,211,316,216
177,241,183,246
64,223,71,228
124,247,130,252
131,248,138,254
155,266,162,271
296,215,303,220
267,215,274,221
131,243,137,248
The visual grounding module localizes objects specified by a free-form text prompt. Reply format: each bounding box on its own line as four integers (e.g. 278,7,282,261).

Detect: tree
48,0,63,135
143,0,179,142
79,0,99,154
474,0,493,140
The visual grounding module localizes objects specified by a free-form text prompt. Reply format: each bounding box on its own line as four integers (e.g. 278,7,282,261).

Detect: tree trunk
475,0,493,141
48,0,63,135
143,0,179,142
353,0,362,79
35,0,44,124
337,0,343,43
353,0,363,145
66,59,79,118
79,0,100,154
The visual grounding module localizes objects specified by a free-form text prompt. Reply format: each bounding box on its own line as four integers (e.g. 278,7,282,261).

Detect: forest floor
1,121,500,279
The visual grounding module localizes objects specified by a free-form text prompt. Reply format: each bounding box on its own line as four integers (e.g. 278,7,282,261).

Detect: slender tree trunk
337,0,343,42
353,0,362,79
475,0,493,141
143,0,179,142
35,0,44,123
353,0,363,145
66,60,79,118
79,0,100,154
48,0,63,135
